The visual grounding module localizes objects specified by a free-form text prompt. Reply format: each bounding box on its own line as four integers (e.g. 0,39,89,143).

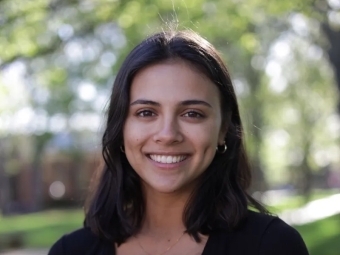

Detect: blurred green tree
0,0,338,211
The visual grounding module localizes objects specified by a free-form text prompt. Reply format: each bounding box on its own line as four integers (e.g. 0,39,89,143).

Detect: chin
142,180,181,194
148,180,196,195
152,185,181,194
142,176,199,195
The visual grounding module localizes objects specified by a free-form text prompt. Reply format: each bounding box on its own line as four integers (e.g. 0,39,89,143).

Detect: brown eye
183,111,204,118
137,110,155,117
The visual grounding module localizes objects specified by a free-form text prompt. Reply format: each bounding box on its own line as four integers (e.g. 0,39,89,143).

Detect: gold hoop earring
216,143,227,154
120,145,125,153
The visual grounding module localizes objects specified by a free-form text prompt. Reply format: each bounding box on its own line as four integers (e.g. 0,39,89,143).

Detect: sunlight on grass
265,189,339,214
0,209,83,233
296,214,340,255
0,207,339,254
0,209,84,248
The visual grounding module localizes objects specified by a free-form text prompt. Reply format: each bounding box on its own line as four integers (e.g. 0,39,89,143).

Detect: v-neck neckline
201,229,228,255
109,230,228,255
201,234,213,255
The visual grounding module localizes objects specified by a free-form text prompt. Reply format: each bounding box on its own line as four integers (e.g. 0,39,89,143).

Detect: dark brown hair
85,30,267,244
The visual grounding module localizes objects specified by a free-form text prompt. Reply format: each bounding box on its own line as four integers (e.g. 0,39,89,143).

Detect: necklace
136,231,185,255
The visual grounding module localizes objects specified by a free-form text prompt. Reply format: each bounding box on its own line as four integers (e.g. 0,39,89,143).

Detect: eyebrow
180,100,212,108
130,99,160,106
130,99,212,108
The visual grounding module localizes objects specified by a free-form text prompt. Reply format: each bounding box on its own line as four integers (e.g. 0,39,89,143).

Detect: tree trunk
30,133,52,211
322,23,340,113
246,61,268,192
0,154,10,214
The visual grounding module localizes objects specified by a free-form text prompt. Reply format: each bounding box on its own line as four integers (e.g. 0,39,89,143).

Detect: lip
146,153,190,170
146,152,190,155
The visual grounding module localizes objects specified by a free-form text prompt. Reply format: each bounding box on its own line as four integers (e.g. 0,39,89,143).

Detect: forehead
130,60,221,104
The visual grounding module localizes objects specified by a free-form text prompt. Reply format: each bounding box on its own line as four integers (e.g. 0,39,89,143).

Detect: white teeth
149,154,187,164
166,156,172,163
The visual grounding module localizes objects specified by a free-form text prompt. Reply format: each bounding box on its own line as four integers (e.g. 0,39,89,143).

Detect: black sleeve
48,236,66,255
259,218,309,255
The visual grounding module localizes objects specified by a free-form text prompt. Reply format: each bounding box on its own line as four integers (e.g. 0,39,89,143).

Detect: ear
218,112,231,145
218,125,228,145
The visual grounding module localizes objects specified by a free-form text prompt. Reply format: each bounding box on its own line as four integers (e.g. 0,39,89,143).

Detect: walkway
279,193,340,225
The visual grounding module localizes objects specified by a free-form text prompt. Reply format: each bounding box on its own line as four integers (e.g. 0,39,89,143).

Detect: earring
120,145,125,153
216,142,227,154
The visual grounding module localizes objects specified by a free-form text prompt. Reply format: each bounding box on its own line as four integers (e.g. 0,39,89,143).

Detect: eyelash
182,111,204,118
136,110,204,119
136,110,155,117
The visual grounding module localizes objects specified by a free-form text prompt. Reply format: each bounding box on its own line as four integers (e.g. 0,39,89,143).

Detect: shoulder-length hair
85,30,266,244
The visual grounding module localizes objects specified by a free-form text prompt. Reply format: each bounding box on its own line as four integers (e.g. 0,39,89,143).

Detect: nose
153,117,184,145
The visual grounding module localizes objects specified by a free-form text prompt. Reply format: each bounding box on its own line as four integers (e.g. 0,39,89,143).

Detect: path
279,193,340,225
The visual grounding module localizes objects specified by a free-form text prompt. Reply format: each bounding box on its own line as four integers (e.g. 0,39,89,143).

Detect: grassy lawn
0,207,339,255
296,213,340,255
0,209,83,250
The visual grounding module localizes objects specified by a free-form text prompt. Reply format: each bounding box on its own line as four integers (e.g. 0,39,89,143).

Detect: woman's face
123,60,227,194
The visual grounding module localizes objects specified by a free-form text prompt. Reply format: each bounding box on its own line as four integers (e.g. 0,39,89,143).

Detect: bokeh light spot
49,181,66,199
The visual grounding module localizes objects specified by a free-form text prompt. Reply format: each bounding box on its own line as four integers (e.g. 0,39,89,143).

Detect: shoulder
241,210,277,231
222,211,309,255
48,227,110,255
257,215,309,255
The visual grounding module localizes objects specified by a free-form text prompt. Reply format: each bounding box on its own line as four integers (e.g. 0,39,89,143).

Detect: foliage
0,0,339,204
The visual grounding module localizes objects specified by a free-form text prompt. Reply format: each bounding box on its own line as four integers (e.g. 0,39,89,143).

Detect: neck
140,186,191,237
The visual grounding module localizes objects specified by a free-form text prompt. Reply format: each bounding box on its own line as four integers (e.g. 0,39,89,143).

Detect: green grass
265,190,340,254
0,204,339,255
0,209,83,249
296,213,340,255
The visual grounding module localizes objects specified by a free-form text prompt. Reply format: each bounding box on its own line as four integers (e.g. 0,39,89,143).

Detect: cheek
124,133,143,150
123,120,148,162
189,123,220,146
123,116,153,135
189,133,217,163
123,119,141,143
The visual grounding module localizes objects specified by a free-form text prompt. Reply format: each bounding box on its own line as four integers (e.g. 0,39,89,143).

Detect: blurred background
0,0,339,254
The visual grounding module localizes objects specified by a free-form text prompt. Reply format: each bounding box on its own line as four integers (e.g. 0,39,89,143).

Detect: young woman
49,30,309,255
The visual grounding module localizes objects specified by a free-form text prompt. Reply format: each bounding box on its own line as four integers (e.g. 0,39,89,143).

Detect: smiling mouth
148,154,188,164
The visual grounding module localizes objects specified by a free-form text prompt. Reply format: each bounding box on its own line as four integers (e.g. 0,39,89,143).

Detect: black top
48,211,309,255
